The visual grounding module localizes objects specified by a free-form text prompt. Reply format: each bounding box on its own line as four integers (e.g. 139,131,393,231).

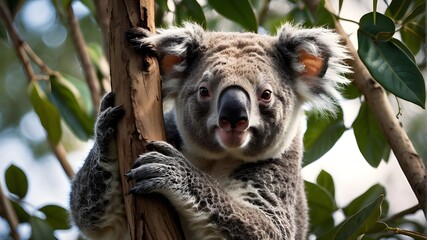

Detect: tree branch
50,142,74,179
318,0,426,217
383,204,421,223
0,0,74,179
67,3,101,113
0,184,19,240
0,1,34,81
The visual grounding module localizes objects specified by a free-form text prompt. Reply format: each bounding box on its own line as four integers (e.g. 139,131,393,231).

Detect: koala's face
174,33,299,161
130,24,350,161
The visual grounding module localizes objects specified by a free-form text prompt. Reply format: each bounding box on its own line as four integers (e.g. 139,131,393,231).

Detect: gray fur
70,24,350,240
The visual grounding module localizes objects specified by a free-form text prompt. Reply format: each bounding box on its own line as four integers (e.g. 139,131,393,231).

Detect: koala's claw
99,92,116,112
129,177,166,195
96,105,125,131
126,28,157,57
145,141,182,158
125,171,132,181
95,104,124,159
128,142,191,195
128,161,172,194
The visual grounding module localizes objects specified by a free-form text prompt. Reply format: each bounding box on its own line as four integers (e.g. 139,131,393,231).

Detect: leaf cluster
4,165,71,239
307,170,426,239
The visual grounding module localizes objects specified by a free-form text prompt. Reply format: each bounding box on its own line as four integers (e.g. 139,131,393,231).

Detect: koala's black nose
217,87,250,131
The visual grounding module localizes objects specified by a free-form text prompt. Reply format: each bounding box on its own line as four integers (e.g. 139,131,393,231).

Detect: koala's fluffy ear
127,23,204,100
277,24,351,113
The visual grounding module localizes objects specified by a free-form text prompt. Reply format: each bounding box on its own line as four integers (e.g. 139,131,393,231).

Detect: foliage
5,165,70,239
0,0,425,239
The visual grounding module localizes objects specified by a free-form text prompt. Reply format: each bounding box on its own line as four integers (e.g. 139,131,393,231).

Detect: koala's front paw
126,28,156,57
126,141,190,196
95,93,125,161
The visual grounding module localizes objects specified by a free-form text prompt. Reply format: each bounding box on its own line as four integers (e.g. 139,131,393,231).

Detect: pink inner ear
161,55,184,74
298,50,324,77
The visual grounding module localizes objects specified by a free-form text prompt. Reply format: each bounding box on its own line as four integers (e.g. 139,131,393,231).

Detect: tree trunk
108,0,184,239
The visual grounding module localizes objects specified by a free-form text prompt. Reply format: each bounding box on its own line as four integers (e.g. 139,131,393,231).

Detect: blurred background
0,0,426,239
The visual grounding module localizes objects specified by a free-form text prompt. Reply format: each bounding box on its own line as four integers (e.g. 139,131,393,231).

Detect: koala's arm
127,140,304,240
69,93,129,240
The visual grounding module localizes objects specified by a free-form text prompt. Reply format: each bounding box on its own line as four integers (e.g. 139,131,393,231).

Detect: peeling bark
107,0,183,239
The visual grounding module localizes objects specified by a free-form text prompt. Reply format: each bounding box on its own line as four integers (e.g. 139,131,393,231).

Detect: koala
69,23,350,240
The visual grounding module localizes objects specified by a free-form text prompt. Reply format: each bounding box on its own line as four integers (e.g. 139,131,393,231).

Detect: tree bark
108,0,183,239
94,0,110,59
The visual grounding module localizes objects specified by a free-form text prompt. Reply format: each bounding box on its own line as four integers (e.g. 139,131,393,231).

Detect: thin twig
383,204,421,223
0,0,74,179
0,185,19,240
0,1,34,81
22,42,56,75
50,142,75,179
67,3,101,113
388,227,427,239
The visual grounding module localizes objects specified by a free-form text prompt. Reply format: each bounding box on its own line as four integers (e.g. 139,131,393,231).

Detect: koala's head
129,23,350,162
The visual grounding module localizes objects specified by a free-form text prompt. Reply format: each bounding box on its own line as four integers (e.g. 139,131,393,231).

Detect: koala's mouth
215,128,250,149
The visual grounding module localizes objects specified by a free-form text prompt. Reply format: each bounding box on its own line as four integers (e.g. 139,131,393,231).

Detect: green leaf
359,12,394,41
303,107,346,166
80,0,96,15
358,31,426,108
208,0,258,32
373,0,377,24
86,42,104,64
155,0,169,27
315,0,335,28
338,0,343,14
318,195,384,240
283,7,314,28
365,221,388,234
385,0,412,20
28,82,62,145
0,22,7,41
352,102,388,167
401,18,425,55
39,205,71,230
64,74,93,114
305,181,336,235
5,164,28,199
390,38,416,63
11,200,30,223
176,0,206,28
342,184,386,217
30,216,56,240
402,2,426,24
316,170,335,199
62,0,72,7
358,13,426,108
47,75,94,140
335,195,384,240
342,82,361,99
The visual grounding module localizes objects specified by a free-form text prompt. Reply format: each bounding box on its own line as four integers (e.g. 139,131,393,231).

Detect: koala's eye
199,86,210,98
260,90,272,101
